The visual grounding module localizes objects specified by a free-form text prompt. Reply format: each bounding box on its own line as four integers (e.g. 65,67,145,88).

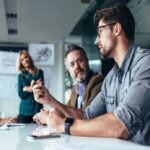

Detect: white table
0,123,149,150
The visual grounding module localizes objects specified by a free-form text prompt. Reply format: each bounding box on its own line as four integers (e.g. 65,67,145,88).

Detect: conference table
0,123,149,150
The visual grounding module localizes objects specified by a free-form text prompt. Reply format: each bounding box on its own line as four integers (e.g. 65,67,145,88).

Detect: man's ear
114,23,122,36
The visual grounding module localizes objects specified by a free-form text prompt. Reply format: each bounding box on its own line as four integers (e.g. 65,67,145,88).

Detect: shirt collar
111,44,136,74
75,83,86,95
120,44,136,72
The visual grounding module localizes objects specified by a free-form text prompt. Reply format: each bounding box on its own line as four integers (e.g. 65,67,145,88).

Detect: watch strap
64,118,74,135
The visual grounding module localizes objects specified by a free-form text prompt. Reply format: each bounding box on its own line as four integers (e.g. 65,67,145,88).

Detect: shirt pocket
106,96,115,112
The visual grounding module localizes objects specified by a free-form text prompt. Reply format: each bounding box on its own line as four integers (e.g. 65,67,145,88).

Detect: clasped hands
33,108,65,133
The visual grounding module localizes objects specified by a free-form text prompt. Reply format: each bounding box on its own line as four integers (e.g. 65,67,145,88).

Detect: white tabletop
0,123,149,150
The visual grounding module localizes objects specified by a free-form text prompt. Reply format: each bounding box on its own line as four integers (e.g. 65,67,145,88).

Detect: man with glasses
32,3,150,145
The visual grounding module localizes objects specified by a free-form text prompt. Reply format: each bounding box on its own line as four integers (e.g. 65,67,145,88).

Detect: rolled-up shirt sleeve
114,54,150,138
84,81,107,119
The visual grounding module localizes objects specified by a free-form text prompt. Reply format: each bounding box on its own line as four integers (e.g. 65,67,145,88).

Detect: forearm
69,112,129,139
47,96,84,119
18,88,32,99
23,86,32,92
32,83,84,119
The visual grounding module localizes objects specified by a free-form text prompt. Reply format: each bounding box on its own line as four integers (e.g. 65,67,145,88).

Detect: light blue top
84,45,150,145
75,83,86,109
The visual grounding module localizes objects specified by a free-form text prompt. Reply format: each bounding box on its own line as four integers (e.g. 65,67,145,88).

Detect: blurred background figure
16,50,44,123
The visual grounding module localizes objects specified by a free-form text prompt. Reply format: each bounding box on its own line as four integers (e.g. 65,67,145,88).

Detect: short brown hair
94,3,135,41
65,44,88,63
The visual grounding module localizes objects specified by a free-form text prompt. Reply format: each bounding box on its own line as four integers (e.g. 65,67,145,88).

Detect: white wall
47,42,65,103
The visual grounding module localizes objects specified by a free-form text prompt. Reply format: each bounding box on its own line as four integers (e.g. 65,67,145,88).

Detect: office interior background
0,0,150,116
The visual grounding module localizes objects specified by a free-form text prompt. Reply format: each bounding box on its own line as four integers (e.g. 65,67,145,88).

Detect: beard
74,70,87,83
99,37,116,60
75,74,86,83
100,47,113,60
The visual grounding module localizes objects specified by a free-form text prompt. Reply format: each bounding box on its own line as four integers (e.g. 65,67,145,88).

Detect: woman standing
16,50,44,123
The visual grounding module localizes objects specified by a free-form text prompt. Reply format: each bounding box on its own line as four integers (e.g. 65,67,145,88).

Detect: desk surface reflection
0,124,149,150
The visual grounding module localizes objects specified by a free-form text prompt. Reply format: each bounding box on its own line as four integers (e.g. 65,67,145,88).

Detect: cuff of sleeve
114,108,131,138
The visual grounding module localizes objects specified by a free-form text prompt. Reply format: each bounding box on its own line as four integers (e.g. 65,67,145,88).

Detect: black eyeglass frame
97,22,116,37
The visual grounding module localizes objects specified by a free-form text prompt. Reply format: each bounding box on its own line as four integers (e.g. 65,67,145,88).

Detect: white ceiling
0,0,92,43
0,0,150,48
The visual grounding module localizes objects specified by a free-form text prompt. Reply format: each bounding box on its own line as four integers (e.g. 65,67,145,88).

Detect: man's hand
47,108,66,133
31,80,51,104
0,117,17,123
33,109,49,125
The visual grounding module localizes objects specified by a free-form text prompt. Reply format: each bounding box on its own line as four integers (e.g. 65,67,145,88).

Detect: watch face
65,118,74,125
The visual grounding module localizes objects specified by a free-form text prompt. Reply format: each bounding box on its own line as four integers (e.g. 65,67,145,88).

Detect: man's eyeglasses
97,23,116,37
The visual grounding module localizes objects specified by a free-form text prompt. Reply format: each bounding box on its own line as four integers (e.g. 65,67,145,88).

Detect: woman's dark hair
94,3,135,41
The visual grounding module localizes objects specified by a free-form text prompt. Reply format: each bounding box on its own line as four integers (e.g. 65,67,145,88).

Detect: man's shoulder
132,46,150,66
90,72,103,81
87,72,104,87
135,46,150,55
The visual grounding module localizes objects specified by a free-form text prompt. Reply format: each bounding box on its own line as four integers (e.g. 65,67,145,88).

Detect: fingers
36,79,44,85
33,109,49,125
32,83,45,99
31,80,36,88
32,84,43,91
31,80,43,92
33,113,43,125
1,117,17,123
10,118,17,123
46,108,66,133
31,81,51,105
41,109,49,115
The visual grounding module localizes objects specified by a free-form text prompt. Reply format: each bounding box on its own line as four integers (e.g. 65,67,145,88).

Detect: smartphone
27,133,61,140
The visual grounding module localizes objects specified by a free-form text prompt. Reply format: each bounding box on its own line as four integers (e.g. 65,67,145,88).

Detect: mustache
75,68,85,75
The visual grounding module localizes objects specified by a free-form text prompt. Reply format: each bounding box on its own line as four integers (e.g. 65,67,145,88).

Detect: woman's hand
23,86,32,92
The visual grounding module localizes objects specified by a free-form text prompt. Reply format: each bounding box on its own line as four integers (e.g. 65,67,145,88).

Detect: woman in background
16,50,44,123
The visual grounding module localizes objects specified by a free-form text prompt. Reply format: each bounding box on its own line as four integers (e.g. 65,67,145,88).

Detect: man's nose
95,36,100,46
74,61,80,69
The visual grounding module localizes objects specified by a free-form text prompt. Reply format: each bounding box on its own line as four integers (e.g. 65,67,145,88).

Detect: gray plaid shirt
84,45,150,145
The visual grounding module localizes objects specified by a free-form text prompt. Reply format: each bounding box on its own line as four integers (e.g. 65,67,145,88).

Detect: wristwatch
64,118,74,135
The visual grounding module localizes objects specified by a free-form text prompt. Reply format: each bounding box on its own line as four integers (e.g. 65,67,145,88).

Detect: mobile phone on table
27,133,61,140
